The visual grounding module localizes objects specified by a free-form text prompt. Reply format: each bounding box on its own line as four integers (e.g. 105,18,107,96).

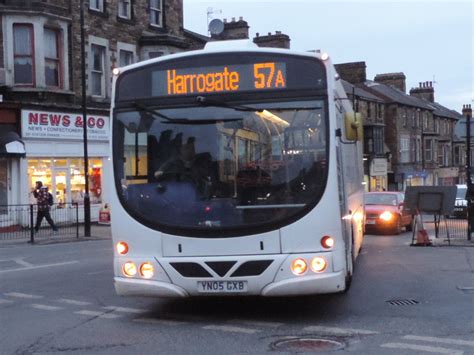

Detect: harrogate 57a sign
21,110,109,141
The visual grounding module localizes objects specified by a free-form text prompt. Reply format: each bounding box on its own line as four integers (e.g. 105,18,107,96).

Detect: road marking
381,342,463,354
0,298,13,304
229,319,283,328
4,292,43,299
203,325,260,334
0,261,79,274
402,335,474,347
56,298,91,306
31,304,63,311
74,310,121,319
103,306,146,314
303,325,379,335
133,318,186,326
14,258,34,267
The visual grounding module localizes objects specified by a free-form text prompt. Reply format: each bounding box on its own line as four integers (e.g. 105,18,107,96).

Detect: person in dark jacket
33,181,58,232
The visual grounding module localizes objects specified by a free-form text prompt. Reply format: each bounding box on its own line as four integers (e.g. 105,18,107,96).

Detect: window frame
118,0,132,20
149,0,163,27
44,27,63,88
90,44,106,97
89,0,104,12
400,136,410,163
13,23,35,86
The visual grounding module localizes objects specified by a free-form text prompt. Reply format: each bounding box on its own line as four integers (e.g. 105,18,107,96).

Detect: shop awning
0,131,26,157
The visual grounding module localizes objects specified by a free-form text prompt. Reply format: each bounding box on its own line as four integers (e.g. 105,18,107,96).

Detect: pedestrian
33,181,58,233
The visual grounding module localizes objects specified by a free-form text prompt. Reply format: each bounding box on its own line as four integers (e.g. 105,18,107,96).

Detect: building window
13,24,35,86
400,137,410,163
149,0,162,27
90,0,104,12
425,139,433,162
416,137,421,163
148,51,163,59
44,28,62,88
437,145,443,166
373,127,384,154
454,146,462,165
91,44,105,97
118,0,131,19
367,102,371,118
119,49,134,67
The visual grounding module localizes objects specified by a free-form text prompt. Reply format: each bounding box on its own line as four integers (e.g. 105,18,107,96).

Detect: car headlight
379,211,394,221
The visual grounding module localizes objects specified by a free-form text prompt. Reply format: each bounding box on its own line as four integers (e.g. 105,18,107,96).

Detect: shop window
13,24,35,86
28,159,53,203
44,28,62,88
70,159,103,204
0,159,7,213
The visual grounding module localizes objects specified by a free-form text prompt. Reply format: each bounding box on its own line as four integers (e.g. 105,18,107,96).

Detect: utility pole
80,0,91,237
464,104,472,241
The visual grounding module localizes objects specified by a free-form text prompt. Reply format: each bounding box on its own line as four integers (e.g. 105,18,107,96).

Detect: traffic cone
412,214,432,246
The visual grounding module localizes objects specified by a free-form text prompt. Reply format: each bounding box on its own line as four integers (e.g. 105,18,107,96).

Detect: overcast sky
183,0,473,112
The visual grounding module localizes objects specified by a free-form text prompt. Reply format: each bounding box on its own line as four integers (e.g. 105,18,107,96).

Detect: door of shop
52,168,70,205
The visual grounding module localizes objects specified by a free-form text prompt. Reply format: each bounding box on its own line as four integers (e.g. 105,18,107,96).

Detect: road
1,231,473,354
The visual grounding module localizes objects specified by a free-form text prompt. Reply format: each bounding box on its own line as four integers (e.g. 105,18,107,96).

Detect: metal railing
0,203,79,243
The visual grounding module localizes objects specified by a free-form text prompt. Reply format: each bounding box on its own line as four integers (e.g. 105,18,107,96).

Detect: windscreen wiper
196,96,263,112
134,102,242,125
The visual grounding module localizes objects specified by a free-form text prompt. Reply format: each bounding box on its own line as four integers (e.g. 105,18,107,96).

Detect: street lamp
80,0,91,237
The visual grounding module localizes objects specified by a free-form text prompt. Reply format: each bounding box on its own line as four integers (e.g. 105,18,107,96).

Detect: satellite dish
209,18,224,35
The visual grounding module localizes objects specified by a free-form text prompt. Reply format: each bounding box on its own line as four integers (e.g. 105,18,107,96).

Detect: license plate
366,220,376,225
197,281,248,293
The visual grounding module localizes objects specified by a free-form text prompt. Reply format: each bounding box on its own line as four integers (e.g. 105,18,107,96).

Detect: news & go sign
21,110,109,141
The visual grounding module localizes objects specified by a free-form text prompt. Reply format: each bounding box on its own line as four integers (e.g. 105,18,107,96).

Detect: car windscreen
365,193,398,206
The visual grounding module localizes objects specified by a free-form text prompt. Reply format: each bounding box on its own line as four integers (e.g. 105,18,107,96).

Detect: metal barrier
422,215,468,242
0,203,79,243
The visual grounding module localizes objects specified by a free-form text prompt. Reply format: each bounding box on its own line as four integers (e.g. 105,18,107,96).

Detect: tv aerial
208,18,224,36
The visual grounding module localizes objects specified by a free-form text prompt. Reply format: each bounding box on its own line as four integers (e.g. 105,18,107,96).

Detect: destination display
115,53,327,102
154,62,287,96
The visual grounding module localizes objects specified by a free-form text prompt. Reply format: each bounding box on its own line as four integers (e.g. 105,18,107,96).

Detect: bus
110,40,365,297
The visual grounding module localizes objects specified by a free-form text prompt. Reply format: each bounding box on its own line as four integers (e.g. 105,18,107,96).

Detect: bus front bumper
114,270,346,297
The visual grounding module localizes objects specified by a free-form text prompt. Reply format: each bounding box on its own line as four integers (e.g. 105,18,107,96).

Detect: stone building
0,0,205,218
336,63,463,191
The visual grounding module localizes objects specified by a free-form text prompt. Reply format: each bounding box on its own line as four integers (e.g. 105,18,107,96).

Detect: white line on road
403,335,474,347
203,325,260,334
0,298,13,304
103,306,146,314
303,325,379,335
0,261,79,274
14,258,34,267
56,298,91,306
74,310,121,319
133,318,186,326
30,304,63,311
228,319,283,328
4,292,43,299
381,342,463,354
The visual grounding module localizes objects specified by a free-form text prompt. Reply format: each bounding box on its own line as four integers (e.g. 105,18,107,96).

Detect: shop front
368,158,388,191
21,109,110,221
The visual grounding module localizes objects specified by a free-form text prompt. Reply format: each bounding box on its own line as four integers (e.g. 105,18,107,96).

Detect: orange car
364,192,413,235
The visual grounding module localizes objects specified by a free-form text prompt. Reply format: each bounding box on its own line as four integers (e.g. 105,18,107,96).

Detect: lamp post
464,104,472,241
80,0,91,237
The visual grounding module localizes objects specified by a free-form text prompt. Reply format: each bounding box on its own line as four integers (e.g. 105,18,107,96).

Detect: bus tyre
342,235,355,293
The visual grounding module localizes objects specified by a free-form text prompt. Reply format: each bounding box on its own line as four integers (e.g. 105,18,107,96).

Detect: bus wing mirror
344,112,363,141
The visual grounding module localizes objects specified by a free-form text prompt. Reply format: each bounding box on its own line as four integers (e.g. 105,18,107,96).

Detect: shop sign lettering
21,110,109,141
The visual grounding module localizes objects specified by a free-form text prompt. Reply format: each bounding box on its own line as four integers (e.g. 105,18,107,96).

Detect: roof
183,29,211,43
426,101,462,120
341,80,384,102
363,81,433,110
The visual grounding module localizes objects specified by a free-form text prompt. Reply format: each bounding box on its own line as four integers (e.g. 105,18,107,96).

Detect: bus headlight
291,258,307,275
380,211,393,221
311,257,327,273
116,241,129,255
122,262,137,277
140,262,154,279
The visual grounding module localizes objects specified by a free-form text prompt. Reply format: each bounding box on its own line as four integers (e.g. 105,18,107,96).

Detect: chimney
463,104,472,117
374,73,406,92
253,31,291,49
211,17,249,40
334,62,367,84
409,80,435,102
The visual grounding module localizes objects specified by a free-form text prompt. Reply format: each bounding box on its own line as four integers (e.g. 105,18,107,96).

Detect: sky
183,0,473,112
